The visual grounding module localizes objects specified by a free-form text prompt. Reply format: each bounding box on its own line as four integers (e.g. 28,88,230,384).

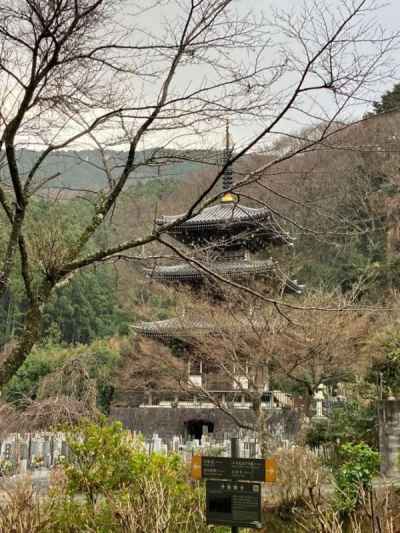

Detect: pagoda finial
225,118,230,154
222,119,235,200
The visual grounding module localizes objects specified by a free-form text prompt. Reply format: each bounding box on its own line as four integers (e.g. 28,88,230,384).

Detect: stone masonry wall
110,406,301,441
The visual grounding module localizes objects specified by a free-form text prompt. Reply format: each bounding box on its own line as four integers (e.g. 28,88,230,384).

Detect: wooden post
231,437,240,533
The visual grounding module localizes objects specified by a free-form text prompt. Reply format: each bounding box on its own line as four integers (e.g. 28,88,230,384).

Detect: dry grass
0,478,54,533
294,485,400,533
266,446,332,508
0,463,398,532
0,473,211,533
106,475,209,533
263,446,400,533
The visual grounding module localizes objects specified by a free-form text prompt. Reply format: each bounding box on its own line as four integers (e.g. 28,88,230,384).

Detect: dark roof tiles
156,202,272,228
131,317,213,338
145,259,274,281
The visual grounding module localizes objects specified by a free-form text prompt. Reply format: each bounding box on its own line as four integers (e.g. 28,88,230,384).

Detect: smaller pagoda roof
131,317,214,339
145,259,304,294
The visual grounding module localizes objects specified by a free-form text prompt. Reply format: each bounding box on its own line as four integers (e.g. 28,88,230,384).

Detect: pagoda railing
138,390,294,409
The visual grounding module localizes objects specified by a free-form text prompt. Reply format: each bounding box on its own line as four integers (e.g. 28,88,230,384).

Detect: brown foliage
0,396,99,435
0,478,55,533
113,336,184,404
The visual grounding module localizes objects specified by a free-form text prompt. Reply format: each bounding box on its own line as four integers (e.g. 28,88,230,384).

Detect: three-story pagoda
133,126,302,339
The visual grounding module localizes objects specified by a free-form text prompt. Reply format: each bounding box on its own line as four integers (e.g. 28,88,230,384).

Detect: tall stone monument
378,399,400,478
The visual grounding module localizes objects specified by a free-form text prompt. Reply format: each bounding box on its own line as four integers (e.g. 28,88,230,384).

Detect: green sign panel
206,479,262,529
202,457,265,482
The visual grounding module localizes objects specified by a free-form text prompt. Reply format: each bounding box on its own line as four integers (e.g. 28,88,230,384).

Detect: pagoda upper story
155,194,292,252
145,258,303,294
132,124,302,339
155,122,291,255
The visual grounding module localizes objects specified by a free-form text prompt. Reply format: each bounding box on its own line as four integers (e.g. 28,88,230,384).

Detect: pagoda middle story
111,131,303,441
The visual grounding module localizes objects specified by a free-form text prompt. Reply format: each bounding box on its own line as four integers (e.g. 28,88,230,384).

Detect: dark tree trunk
0,303,42,385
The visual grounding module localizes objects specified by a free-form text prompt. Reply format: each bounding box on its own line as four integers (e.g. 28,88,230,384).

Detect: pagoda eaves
131,317,212,339
156,199,292,250
145,259,304,294
131,314,269,339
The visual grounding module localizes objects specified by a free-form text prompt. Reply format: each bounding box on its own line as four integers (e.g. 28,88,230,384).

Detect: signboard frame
191,438,277,531
206,479,262,529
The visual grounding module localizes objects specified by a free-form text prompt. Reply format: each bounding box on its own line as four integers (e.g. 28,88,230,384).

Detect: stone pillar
312,384,326,421
378,400,400,478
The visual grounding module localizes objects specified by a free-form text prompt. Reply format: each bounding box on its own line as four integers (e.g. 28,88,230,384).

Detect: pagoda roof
156,198,291,248
157,201,272,228
131,317,214,339
146,259,274,281
131,305,303,339
145,259,304,294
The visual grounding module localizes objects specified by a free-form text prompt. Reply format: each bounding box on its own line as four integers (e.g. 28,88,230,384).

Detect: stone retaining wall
110,406,301,441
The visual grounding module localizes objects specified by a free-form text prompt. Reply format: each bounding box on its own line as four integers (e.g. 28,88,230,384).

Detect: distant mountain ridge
3,148,222,191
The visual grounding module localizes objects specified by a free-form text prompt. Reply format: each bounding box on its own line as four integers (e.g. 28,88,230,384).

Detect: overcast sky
18,0,398,152
122,0,400,151
240,0,400,142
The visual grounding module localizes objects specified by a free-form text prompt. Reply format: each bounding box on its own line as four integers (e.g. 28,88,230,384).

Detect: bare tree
116,292,283,451
125,288,370,450
0,0,397,385
271,291,371,415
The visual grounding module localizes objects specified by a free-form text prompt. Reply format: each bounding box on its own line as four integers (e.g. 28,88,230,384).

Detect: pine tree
372,83,400,114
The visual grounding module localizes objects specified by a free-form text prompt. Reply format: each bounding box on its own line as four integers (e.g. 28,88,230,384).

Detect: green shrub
3,340,121,412
49,418,215,532
3,345,64,405
334,442,380,514
306,400,378,451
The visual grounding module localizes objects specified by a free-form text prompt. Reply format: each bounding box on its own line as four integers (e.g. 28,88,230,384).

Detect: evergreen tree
42,268,129,345
372,83,400,115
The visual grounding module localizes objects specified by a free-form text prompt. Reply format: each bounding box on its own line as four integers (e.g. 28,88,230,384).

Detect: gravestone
378,399,400,478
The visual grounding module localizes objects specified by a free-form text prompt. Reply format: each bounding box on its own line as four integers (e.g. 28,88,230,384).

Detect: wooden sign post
231,437,241,533
192,437,277,532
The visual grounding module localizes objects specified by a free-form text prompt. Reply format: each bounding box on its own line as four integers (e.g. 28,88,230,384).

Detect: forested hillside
2,85,400,417
0,148,218,190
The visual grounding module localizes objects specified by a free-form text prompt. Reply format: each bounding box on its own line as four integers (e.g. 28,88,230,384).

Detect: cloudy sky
12,0,397,152
122,0,400,151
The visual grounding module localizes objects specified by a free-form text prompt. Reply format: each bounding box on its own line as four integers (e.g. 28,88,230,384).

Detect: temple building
112,127,302,441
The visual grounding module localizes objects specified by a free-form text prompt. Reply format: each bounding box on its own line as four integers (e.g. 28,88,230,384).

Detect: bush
267,446,331,513
49,419,214,532
0,419,225,532
306,400,378,451
334,442,380,514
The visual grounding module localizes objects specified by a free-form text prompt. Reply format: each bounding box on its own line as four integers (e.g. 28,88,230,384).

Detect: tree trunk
0,210,25,300
303,388,314,418
0,303,42,386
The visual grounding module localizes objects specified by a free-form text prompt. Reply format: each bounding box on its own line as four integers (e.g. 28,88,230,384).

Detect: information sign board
206,479,262,529
192,456,277,482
